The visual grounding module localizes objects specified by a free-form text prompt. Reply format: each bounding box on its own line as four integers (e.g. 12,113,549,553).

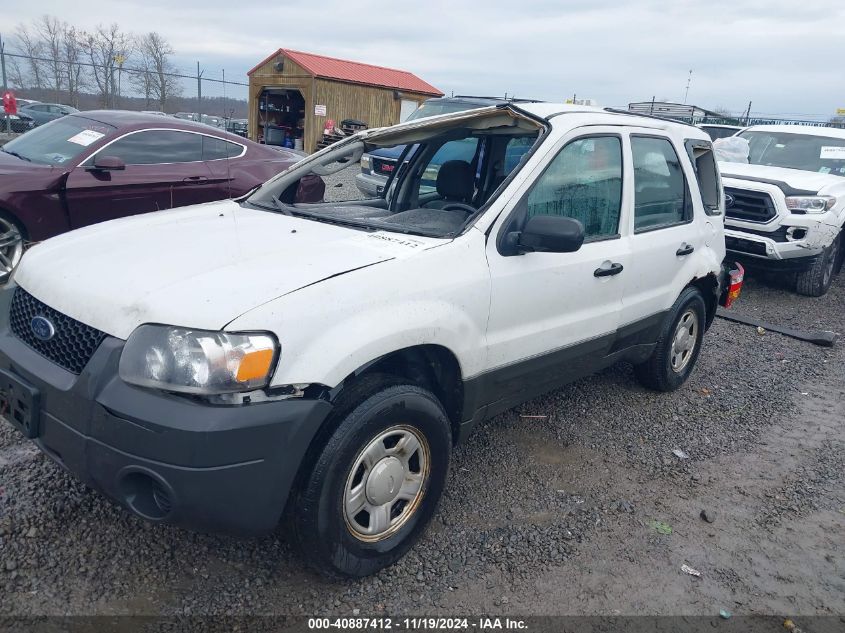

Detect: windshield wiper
2,148,31,162
271,194,293,216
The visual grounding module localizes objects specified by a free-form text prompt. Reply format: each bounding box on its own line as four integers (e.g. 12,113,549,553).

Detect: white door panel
485,240,630,369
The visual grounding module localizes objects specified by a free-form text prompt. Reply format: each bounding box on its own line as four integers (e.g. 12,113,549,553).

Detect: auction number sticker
820,146,845,160
67,129,106,146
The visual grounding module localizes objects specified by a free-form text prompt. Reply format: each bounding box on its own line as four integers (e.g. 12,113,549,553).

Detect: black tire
291,380,451,577
634,287,707,392
795,232,840,297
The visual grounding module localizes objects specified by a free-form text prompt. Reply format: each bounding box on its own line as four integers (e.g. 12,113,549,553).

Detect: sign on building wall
314,104,327,116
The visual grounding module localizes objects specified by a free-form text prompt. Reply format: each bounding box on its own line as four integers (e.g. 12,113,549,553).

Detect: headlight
360,153,371,170
785,196,836,214
119,325,278,394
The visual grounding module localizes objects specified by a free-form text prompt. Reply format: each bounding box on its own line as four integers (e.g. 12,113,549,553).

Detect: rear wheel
634,287,706,392
0,212,25,284
291,381,451,577
795,232,840,297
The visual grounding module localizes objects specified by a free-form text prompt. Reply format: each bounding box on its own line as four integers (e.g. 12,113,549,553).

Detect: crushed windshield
405,101,480,121
738,130,845,175
248,111,542,238
2,116,116,166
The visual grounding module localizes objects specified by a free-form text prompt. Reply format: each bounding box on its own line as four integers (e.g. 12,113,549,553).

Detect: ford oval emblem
31,316,56,341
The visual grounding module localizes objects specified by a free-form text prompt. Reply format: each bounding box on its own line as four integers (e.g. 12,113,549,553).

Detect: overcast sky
2,0,843,119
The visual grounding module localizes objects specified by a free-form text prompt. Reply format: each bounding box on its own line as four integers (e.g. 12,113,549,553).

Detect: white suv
719,125,845,296
0,104,741,577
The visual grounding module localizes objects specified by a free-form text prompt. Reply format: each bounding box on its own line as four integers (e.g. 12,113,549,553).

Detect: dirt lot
1,274,843,619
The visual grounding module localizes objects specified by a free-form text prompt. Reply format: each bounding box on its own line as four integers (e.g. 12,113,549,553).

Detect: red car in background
0,111,307,281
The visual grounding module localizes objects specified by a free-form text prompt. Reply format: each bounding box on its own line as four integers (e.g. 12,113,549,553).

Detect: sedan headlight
119,325,279,394
785,196,836,214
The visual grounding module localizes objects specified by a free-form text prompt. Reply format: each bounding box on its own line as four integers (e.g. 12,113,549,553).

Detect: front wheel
795,232,840,297
0,212,25,284
291,382,451,577
634,287,706,392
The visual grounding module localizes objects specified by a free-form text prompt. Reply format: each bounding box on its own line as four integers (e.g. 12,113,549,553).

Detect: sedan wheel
0,217,24,282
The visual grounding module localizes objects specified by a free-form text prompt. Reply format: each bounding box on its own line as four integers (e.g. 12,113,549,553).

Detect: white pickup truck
718,125,845,296
0,104,742,577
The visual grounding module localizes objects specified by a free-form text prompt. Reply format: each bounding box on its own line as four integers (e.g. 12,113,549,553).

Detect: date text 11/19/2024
307,617,529,630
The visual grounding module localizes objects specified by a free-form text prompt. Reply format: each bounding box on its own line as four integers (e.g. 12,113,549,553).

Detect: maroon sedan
0,111,305,280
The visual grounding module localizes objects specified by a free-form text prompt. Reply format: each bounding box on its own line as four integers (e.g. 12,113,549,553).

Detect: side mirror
90,155,126,171
507,215,585,255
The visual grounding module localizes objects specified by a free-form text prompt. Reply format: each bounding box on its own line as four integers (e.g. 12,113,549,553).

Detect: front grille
724,188,777,223
372,158,397,176
9,288,106,374
725,235,768,256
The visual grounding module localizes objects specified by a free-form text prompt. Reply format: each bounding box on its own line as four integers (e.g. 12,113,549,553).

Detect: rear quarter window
685,139,722,216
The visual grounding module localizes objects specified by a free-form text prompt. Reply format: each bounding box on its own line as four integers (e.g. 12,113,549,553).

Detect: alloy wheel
670,309,698,373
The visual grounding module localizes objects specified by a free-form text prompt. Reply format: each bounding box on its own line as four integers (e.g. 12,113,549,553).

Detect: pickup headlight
119,325,278,394
785,196,836,213
360,153,371,170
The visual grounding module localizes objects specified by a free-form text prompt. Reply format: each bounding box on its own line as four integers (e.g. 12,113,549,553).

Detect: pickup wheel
634,287,706,392
795,232,840,297
291,381,451,577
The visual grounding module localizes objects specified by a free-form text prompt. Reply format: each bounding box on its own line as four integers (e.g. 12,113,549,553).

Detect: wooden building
247,49,443,153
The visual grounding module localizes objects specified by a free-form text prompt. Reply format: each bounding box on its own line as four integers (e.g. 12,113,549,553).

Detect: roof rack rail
603,107,701,130
451,94,545,103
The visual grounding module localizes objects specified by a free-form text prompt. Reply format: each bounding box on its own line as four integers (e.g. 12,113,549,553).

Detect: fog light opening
786,227,807,241
119,471,174,520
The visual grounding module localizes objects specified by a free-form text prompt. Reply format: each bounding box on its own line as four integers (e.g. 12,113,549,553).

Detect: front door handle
676,243,695,257
182,176,208,183
594,262,624,277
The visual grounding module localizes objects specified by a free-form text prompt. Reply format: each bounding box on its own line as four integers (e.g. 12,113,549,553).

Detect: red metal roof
248,48,443,96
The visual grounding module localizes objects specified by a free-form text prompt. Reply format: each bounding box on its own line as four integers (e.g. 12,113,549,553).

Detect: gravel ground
1,271,843,619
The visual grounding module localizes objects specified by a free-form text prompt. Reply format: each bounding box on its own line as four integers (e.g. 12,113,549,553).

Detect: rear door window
631,136,693,232
202,135,243,160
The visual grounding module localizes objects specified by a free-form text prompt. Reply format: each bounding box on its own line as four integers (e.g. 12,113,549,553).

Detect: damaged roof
248,49,444,96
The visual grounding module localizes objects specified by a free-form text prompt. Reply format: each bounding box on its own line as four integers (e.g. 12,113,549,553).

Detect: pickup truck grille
372,157,397,176
9,288,106,374
724,188,777,223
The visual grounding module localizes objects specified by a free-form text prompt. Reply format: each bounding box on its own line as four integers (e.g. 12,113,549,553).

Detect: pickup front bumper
0,285,331,535
724,227,823,272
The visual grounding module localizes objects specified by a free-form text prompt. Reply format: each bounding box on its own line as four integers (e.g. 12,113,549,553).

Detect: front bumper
355,171,388,197
724,227,823,272
0,286,332,535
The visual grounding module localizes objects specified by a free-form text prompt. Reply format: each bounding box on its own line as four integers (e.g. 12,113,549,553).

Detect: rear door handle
676,243,695,256
182,176,208,183
594,262,624,277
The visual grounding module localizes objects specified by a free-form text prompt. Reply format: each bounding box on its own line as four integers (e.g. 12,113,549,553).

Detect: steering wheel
439,202,477,215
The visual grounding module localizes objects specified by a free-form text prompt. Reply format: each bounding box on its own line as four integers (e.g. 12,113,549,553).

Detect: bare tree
35,15,66,101
6,56,26,89
61,26,87,107
13,23,45,89
79,23,132,107
134,32,181,112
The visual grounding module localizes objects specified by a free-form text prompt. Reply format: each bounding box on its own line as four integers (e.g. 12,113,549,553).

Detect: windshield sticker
819,167,831,174
820,146,845,160
67,129,106,147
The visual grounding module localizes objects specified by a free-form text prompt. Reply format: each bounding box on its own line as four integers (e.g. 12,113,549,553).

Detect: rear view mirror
91,155,126,171
514,215,585,254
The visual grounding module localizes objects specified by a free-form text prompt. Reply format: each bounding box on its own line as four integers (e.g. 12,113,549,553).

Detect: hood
15,200,444,339
718,161,845,194
0,149,58,176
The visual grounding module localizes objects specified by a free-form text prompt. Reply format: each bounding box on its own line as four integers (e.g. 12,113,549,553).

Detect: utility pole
196,62,203,118
114,54,126,110
744,100,752,125
683,69,693,104
0,34,9,133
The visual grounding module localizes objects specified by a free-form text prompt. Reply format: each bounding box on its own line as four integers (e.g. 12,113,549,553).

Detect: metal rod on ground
716,308,837,347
